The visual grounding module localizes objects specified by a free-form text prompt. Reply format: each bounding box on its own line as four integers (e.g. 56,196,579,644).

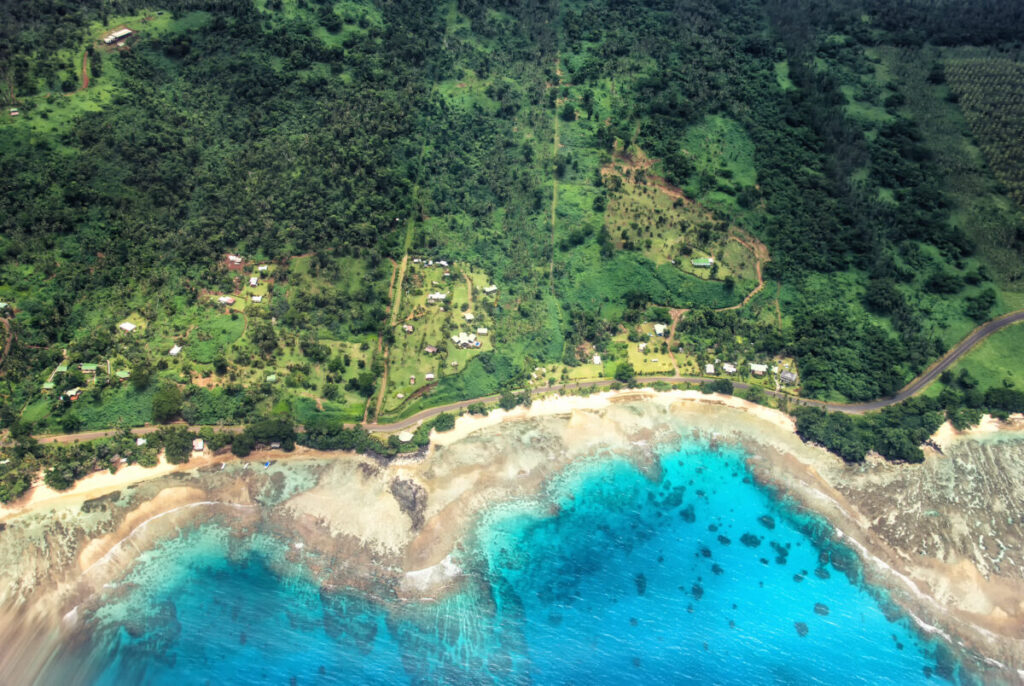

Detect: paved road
32,310,1024,442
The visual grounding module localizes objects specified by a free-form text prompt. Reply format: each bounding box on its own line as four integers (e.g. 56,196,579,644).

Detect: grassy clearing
926,323,1024,396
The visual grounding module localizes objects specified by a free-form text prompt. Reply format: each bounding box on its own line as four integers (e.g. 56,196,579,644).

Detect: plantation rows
946,58,1024,206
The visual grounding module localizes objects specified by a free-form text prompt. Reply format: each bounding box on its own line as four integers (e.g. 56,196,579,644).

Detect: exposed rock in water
814,603,829,616
389,477,428,530
794,622,809,637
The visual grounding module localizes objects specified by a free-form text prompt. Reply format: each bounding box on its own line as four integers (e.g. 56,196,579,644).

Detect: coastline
1,390,1022,681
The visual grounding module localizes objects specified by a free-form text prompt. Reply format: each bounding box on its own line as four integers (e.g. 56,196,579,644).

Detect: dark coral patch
814,603,829,616
794,622,809,637
740,533,762,547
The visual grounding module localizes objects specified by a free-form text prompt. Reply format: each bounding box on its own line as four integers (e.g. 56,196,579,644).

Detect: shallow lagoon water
55,440,958,684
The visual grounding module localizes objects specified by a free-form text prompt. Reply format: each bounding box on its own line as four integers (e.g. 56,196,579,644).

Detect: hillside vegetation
2,0,1024,495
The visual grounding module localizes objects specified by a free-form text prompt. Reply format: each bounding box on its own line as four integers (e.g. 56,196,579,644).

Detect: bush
152,383,183,423
432,413,456,432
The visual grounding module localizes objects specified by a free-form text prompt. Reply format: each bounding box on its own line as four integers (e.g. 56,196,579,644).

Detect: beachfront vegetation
2,0,1024,494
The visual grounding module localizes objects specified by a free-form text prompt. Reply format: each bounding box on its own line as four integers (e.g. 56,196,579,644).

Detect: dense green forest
3,0,1024,497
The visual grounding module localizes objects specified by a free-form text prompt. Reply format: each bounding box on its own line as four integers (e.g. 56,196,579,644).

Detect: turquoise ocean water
47,440,963,684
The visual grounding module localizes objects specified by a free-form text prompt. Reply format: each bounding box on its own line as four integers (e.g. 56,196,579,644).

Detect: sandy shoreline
1,390,1023,682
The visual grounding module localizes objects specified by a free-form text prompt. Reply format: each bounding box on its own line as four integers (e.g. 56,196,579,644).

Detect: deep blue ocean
52,441,962,684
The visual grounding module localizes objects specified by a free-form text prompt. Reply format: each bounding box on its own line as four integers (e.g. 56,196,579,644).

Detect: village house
218,296,235,305
258,264,269,272
251,295,263,303
103,28,133,44
136,437,147,447
192,438,205,453
705,363,716,375
55,363,68,374
722,363,737,374
593,354,602,365
464,312,475,322
438,260,449,267
654,323,668,336
65,387,82,400
424,345,438,354
80,363,98,374
691,257,713,268
115,370,131,381
476,327,488,336
781,371,798,385
749,363,768,376
249,277,258,287
483,285,498,295
452,332,480,349
42,382,55,392
425,373,435,381
409,375,416,385
403,324,414,333
451,361,458,368
226,254,243,265
266,374,278,383
119,321,137,333
169,345,182,356
398,431,414,443
638,342,647,352
427,292,447,303
9,108,19,117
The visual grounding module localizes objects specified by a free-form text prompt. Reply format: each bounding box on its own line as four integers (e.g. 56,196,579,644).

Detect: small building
119,322,137,333
638,342,647,352
249,277,258,287
452,332,480,349
226,254,243,264
258,264,269,272
398,431,414,443
654,323,667,336
722,363,737,374
218,296,235,305
251,295,263,303
403,324,414,333
451,361,458,368
168,345,182,356
136,437,147,447
691,257,713,268
427,292,447,303
464,312,475,322
265,374,277,382
9,109,19,117
80,363,98,374
55,364,68,374
42,382,55,392
192,438,205,453
425,373,435,381
103,28,133,44
483,285,498,295
65,387,82,400
705,363,716,375
593,354,602,365
115,370,131,380
438,260,449,267
749,363,768,376
424,345,438,355
409,375,416,385
396,393,405,399
476,327,488,336
780,371,798,385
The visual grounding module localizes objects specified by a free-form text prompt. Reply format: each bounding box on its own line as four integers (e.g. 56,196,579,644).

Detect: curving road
31,310,1024,442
